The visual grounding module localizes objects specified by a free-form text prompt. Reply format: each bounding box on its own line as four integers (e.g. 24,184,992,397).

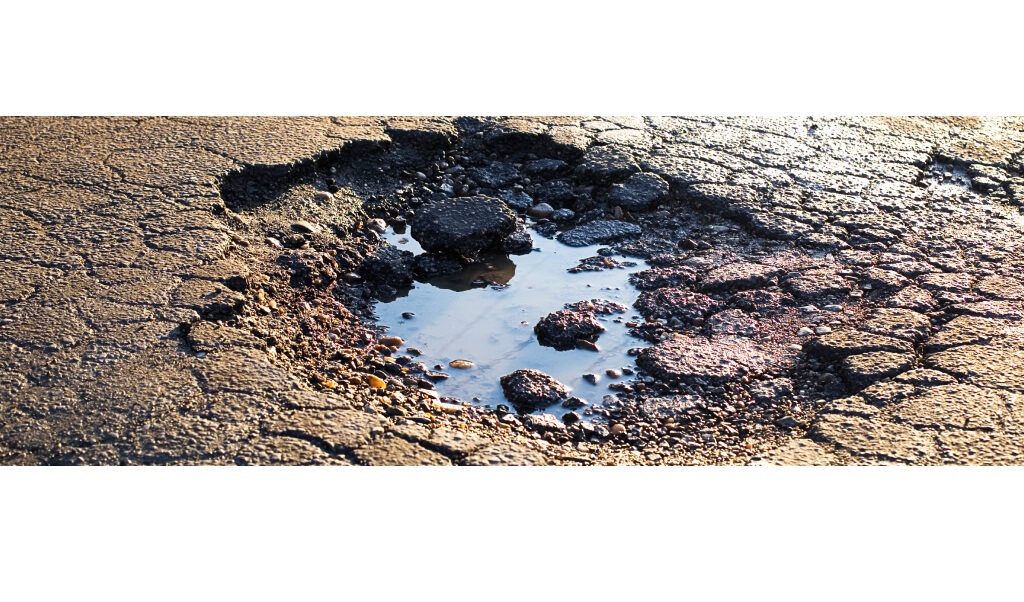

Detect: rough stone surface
924,315,1011,353
926,345,1024,392
636,336,766,387
809,413,939,464
606,173,670,210
352,435,452,466
534,309,605,351
411,196,518,255
4,115,1024,467
499,369,571,412
840,351,916,391
805,331,913,362
558,220,642,247
634,288,725,323
891,383,1011,431
859,308,932,343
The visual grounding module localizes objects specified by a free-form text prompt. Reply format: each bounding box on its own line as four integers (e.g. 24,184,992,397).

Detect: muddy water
374,228,646,417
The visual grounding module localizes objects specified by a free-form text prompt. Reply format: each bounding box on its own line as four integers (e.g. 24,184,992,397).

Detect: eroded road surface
2,116,1024,465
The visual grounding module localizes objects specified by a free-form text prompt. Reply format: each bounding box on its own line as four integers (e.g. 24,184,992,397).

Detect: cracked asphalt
3,116,1024,465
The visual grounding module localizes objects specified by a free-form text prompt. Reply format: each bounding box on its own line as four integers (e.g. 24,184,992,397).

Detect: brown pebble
610,423,626,435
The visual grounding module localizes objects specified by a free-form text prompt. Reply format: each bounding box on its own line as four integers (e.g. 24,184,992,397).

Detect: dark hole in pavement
214,118,869,458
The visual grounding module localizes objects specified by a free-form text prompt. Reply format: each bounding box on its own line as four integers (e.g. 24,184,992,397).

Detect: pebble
313,191,334,202
365,374,387,389
379,336,404,347
610,423,626,435
527,203,555,219
823,304,843,312
787,343,803,351
449,359,474,369
796,327,814,336
562,397,587,409
583,373,599,384
291,220,318,234
265,236,283,248
813,326,832,334
366,218,387,233
606,369,622,378
402,312,415,319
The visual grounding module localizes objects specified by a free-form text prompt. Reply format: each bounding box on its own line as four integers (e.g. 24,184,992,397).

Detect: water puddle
372,228,646,417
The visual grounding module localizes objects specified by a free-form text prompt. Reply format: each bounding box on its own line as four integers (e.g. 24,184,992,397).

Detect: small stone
366,218,387,233
610,423,626,435
379,335,404,347
562,397,587,409
679,238,698,250
776,416,798,428
365,374,387,389
401,312,415,319
527,203,555,219
797,327,814,336
606,369,622,378
313,191,334,201
814,326,832,334
583,373,599,385
449,359,474,369
823,304,842,312
562,412,581,426
291,220,319,234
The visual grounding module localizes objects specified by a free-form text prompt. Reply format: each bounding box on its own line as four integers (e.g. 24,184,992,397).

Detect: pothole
211,118,866,463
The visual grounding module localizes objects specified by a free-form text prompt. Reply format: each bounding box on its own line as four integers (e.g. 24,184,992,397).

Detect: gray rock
634,288,725,323
497,189,534,212
467,162,519,189
534,179,575,205
523,158,568,178
607,173,670,210
359,245,415,287
521,413,565,432
573,145,641,184
411,196,518,255
782,269,851,304
558,220,642,247
500,221,535,254
700,261,782,293
500,369,571,412
534,309,605,351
